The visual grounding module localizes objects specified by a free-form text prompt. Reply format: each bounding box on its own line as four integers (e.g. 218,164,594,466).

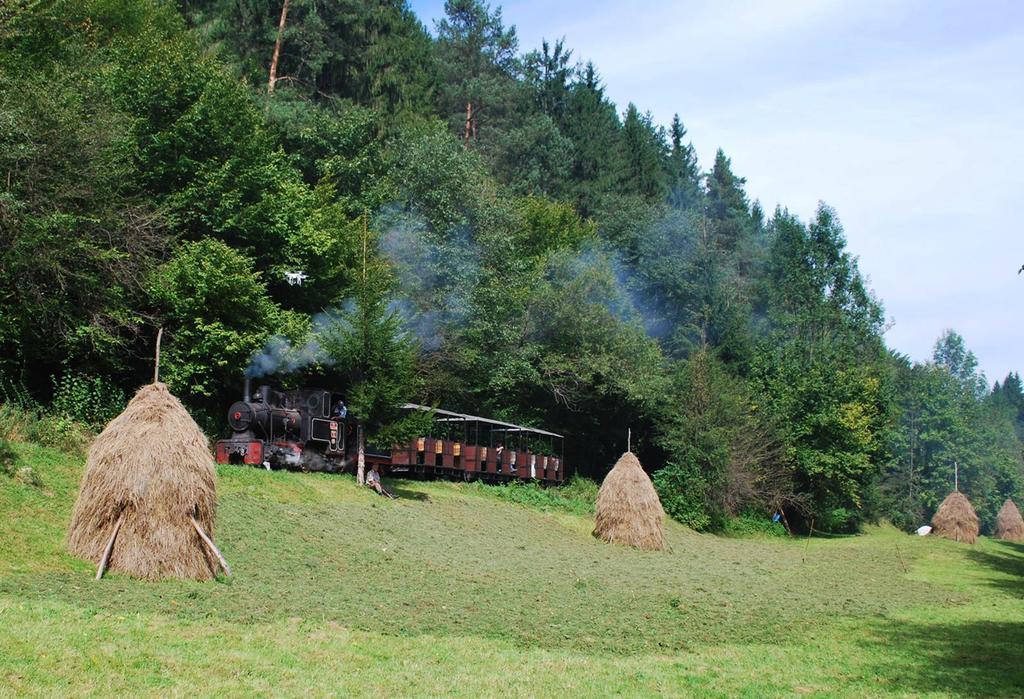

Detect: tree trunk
356,423,366,485
267,0,291,98
464,100,472,145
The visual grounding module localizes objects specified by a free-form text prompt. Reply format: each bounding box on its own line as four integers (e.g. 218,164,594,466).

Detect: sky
409,0,1024,382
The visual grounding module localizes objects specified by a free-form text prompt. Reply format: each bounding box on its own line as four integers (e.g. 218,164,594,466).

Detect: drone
284,270,309,286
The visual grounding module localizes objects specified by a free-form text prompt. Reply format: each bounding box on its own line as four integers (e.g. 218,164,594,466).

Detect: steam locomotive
214,378,567,484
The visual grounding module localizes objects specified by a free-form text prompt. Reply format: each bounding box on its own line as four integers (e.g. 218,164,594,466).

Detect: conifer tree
620,103,668,200
320,220,426,484
435,0,519,145
523,38,573,123
706,149,754,254
562,62,624,215
667,114,701,210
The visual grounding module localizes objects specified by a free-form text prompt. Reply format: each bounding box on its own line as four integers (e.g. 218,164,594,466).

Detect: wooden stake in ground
895,541,908,574
802,519,814,563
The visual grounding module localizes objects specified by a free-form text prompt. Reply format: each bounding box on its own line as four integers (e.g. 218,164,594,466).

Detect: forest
1,0,1021,534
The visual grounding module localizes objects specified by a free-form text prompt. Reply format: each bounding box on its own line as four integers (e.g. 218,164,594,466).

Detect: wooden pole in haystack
95,513,125,580
191,516,232,577
153,327,163,383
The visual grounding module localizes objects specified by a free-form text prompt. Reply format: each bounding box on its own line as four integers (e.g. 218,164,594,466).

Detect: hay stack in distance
68,382,225,580
593,452,666,551
931,491,980,544
995,498,1024,542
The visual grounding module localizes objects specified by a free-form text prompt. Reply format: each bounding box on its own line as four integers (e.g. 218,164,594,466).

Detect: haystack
931,491,980,544
593,452,666,551
995,498,1024,542
67,383,229,580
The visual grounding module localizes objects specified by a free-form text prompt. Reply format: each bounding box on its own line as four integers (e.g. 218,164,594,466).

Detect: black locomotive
215,378,567,484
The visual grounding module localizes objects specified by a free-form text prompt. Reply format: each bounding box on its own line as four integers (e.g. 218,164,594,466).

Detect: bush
0,402,35,442
0,439,17,476
52,372,126,430
723,512,787,538
821,507,860,534
653,463,714,531
27,414,92,457
471,476,597,515
0,401,92,457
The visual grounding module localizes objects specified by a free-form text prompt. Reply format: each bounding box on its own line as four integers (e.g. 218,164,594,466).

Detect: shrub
0,401,92,457
471,476,597,515
723,512,787,538
0,403,34,442
653,463,713,531
0,439,17,476
52,372,126,430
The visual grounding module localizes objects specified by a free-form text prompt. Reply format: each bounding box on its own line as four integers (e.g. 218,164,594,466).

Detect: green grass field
1,441,1022,697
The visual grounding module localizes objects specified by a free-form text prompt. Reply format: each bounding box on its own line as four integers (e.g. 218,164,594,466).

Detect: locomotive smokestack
244,377,251,403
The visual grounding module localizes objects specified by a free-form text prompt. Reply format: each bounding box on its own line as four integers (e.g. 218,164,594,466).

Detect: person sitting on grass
365,465,397,499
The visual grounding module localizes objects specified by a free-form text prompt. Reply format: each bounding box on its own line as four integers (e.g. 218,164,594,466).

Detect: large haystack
931,491,980,544
593,452,666,551
995,498,1024,542
68,383,224,580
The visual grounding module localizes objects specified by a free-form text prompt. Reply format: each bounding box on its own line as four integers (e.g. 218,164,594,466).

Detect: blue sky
410,0,1023,382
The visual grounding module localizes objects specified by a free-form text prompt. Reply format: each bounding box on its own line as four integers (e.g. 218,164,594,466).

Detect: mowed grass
1,442,1022,697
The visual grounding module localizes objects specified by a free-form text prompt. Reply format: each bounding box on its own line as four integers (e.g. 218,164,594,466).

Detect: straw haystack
67,383,229,580
931,491,980,544
593,452,666,551
995,498,1024,542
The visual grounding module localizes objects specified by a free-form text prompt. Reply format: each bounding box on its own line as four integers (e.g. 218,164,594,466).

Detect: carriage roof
401,403,563,439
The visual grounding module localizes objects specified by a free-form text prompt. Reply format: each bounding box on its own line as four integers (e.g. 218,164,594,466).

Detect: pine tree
933,330,987,399
562,62,624,215
619,103,667,200
705,149,752,253
667,114,701,210
522,37,573,123
435,0,519,145
319,219,426,484
183,0,437,121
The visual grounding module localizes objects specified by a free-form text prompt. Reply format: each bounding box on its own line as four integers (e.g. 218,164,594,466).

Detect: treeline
1,0,1020,532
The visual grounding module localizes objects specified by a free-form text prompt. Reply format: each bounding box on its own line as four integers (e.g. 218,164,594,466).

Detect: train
214,379,567,485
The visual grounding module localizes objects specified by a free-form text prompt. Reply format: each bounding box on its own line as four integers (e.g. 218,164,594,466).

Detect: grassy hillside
1,441,1022,697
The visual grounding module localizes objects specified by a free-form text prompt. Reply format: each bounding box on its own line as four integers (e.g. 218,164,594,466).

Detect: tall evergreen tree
319,221,427,484
619,103,668,201
562,62,623,216
667,114,701,210
933,329,988,399
183,0,437,122
522,38,573,124
706,149,752,254
435,0,519,145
